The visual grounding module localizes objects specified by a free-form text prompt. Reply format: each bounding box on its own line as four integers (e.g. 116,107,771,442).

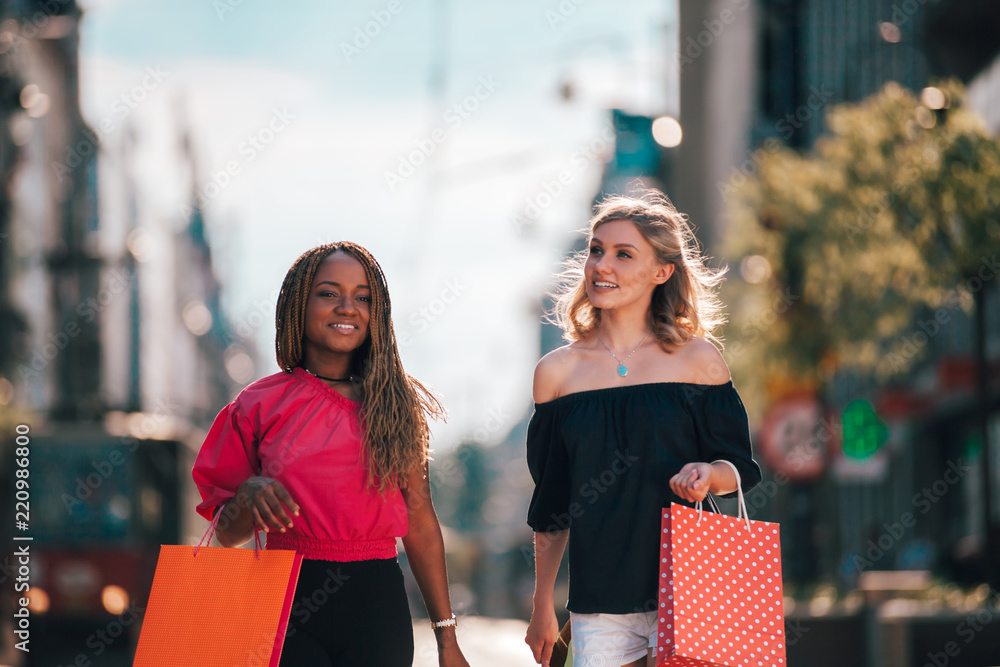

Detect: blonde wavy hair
552,190,728,347
275,242,444,491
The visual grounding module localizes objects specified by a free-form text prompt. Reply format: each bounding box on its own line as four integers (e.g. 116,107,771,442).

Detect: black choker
304,368,355,383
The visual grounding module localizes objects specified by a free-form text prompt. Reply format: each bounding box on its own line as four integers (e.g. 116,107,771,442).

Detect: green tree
722,81,1000,414
722,80,1000,589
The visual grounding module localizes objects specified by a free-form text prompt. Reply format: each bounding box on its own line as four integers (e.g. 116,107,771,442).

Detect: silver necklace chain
597,330,652,377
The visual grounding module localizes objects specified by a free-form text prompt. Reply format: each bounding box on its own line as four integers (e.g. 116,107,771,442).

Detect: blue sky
79,0,677,448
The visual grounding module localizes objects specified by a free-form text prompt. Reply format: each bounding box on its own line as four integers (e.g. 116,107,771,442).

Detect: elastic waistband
265,532,397,562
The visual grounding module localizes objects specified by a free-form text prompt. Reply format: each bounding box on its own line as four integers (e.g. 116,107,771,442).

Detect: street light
920,86,947,110
652,115,682,147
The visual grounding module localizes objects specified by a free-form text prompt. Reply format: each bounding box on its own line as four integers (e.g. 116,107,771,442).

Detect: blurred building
667,3,1000,663
961,8,1000,135
0,0,99,420
0,2,244,664
0,2,240,426
756,0,932,147
674,0,759,251
671,0,1000,582
97,117,248,427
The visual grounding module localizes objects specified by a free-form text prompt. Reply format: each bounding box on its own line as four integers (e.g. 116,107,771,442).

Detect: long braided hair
275,242,445,491
553,190,727,348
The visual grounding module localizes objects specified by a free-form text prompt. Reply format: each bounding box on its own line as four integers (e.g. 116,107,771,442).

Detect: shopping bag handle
194,502,264,559
695,459,751,532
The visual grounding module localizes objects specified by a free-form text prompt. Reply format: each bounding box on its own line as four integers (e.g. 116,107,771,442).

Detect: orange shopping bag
657,464,786,666
134,510,302,667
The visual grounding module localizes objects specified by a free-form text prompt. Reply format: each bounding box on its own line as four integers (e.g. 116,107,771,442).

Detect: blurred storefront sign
758,393,831,482
831,399,894,482
936,356,1000,393
832,450,890,482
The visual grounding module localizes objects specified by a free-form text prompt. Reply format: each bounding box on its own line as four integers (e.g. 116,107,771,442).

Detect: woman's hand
525,606,560,666
669,462,714,503
235,476,299,533
437,630,470,667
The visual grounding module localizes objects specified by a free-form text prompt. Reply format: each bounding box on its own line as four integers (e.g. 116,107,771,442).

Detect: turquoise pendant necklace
597,330,652,377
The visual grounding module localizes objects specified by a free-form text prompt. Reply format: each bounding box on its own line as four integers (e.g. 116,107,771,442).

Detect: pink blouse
192,367,407,562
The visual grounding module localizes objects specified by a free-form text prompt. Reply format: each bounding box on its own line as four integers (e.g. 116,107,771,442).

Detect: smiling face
584,218,674,314
302,251,371,363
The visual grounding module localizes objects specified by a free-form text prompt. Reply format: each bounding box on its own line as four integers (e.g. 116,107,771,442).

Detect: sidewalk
413,616,539,666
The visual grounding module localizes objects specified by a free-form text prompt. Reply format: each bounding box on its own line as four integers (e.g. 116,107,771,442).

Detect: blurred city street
412,617,538,667
2,0,1000,665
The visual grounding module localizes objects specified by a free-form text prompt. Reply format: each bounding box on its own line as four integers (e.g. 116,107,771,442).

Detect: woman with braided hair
193,242,469,666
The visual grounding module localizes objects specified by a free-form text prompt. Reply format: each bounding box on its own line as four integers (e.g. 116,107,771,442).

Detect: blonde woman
524,191,762,667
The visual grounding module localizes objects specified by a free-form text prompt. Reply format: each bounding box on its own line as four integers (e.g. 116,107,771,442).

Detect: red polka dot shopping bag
657,463,786,666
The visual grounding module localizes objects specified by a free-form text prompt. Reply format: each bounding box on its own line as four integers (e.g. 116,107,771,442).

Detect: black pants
279,557,414,666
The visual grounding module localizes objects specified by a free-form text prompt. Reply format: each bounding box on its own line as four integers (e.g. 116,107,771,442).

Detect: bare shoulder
673,337,732,385
533,345,578,403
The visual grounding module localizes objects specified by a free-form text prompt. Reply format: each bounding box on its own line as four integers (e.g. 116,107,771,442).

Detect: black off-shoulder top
525,381,762,614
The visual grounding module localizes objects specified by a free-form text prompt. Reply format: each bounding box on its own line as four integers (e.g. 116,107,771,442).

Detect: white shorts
570,611,657,666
